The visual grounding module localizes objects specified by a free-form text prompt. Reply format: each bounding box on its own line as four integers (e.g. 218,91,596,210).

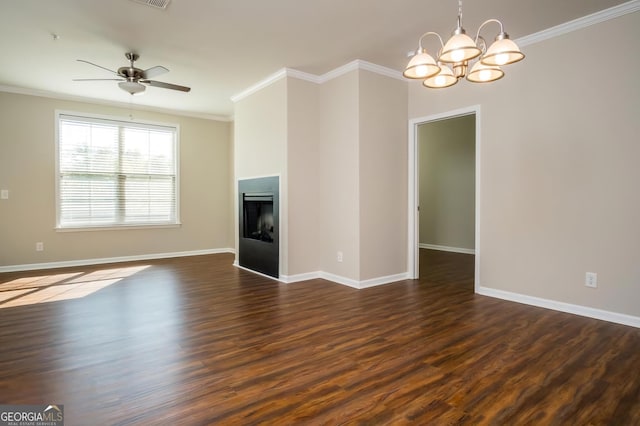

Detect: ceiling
0,0,628,120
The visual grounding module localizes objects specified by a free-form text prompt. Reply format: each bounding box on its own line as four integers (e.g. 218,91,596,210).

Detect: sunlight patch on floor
0,265,151,308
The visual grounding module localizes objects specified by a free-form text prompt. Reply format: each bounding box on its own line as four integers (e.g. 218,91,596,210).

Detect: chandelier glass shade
481,36,525,66
466,61,504,83
423,64,456,88
404,1,524,88
403,50,440,79
439,31,481,63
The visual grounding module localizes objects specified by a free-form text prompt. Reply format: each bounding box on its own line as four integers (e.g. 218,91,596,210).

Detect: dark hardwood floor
0,250,639,425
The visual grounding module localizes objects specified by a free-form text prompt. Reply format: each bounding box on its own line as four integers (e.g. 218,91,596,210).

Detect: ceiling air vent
130,0,171,9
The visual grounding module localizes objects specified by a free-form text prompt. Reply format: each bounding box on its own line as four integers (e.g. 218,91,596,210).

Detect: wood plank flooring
0,250,639,425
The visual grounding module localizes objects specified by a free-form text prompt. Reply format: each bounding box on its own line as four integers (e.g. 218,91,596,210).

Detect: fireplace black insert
243,193,274,242
238,176,279,278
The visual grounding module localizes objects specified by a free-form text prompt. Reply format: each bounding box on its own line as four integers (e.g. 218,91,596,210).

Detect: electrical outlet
0,189,8,199
337,251,343,262
36,242,44,252
585,272,597,288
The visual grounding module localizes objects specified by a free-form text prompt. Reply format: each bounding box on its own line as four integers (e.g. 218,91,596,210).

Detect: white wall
409,11,640,317
0,92,232,268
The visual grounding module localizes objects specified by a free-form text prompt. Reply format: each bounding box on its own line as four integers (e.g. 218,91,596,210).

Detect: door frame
407,105,481,292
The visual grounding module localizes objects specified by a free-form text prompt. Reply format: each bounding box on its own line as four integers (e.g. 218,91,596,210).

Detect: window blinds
57,114,178,228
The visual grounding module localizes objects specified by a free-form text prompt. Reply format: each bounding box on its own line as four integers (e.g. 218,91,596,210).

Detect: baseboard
477,286,640,329
0,248,236,273
280,271,322,283
318,272,360,289
357,272,412,289
419,243,475,255
233,263,280,282
285,271,410,289
244,266,409,289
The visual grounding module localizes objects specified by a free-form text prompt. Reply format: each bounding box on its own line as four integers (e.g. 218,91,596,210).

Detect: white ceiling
0,0,628,119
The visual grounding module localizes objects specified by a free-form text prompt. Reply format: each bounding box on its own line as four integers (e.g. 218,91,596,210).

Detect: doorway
407,106,480,291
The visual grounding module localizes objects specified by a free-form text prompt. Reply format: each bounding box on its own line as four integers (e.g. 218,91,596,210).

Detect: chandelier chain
458,0,463,18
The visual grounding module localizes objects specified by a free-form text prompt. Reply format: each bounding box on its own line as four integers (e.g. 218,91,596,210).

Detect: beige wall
409,12,640,317
359,70,408,280
233,78,288,271
233,67,408,283
0,91,232,267
317,71,361,280
419,114,475,250
287,78,320,275
233,78,287,180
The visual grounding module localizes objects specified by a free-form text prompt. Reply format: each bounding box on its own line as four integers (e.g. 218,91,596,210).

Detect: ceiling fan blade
142,80,191,92
77,59,118,75
73,78,124,81
142,66,169,79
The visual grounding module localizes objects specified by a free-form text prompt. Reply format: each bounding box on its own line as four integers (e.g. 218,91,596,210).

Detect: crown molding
230,68,287,103
516,0,640,47
230,68,324,103
351,60,404,81
233,0,639,103
315,59,402,83
0,84,231,122
285,68,322,84
316,60,360,83
2,2,636,117
231,60,403,103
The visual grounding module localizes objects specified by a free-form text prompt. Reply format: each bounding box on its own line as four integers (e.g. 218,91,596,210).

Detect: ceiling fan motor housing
119,53,143,80
118,66,143,80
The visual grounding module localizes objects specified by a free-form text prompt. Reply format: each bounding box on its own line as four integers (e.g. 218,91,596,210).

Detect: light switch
0,190,8,199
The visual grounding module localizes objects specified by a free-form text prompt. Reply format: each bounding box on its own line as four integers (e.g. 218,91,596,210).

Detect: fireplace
243,194,274,242
238,176,279,278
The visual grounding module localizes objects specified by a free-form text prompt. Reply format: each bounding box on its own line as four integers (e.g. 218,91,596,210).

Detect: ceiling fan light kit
74,52,191,95
119,81,146,95
404,0,524,89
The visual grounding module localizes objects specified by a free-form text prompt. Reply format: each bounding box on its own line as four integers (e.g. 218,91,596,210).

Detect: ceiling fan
74,52,191,95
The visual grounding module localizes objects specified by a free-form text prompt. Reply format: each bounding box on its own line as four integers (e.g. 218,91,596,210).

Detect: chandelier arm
474,18,505,43
475,36,487,55
418,31,445,51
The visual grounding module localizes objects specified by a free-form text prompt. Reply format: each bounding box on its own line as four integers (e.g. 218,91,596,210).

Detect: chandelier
404,0,525,88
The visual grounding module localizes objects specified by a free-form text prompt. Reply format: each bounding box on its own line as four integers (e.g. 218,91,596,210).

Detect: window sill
55,223,182,233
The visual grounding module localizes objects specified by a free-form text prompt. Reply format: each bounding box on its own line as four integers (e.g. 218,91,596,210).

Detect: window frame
54,110,181,232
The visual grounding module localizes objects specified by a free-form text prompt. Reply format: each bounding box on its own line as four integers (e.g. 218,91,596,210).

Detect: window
56,112,179,229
